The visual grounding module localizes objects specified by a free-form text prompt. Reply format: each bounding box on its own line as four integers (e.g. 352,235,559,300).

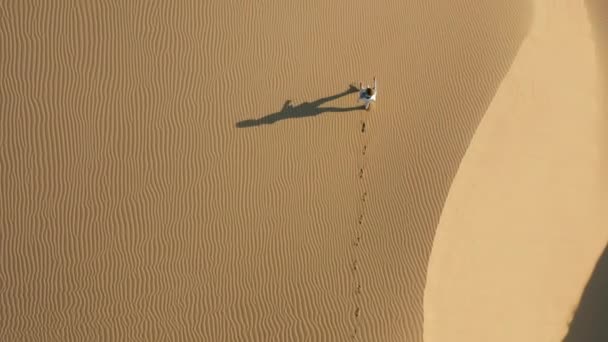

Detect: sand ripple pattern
1,1,530,341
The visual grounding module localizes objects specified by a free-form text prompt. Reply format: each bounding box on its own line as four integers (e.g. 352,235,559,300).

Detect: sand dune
424,1,608,341
0,1,557,341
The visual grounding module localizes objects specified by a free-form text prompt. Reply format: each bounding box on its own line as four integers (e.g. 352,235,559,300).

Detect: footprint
361,122,366,133
355,284,362,294
362,192,367,202
353,236,361,246
352,260,358,271
358,214,363,225
355,307,361,318
359,168,364,179
362,145,367,155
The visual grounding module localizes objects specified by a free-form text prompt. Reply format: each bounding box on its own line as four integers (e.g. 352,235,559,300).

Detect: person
358,76,377,110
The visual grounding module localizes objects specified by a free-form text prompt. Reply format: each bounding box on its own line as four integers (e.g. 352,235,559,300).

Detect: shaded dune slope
564,245,608,342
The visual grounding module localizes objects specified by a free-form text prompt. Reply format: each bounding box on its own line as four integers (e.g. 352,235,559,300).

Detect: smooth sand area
425,1,608,341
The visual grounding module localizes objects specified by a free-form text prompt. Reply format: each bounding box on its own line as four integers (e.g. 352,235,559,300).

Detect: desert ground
1,1,605,341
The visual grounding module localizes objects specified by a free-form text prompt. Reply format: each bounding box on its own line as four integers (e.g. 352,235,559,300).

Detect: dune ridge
424,1,608,341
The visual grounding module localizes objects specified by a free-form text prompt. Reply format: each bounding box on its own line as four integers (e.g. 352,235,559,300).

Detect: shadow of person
236,85,363,128
563,244,608,342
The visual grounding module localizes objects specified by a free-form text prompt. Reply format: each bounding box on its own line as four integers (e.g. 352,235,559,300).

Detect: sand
424,1,608,341
0,1,603,341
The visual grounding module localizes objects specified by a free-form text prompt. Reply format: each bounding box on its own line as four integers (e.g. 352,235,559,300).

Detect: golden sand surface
425,1,608,341
2,1,603,341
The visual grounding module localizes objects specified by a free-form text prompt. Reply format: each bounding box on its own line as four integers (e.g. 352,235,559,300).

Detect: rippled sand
10,1,602,341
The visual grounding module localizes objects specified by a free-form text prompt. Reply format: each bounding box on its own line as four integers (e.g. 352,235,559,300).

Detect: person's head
366,88,374,96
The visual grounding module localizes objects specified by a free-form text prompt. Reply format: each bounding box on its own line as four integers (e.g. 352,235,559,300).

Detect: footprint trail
351,104,372,340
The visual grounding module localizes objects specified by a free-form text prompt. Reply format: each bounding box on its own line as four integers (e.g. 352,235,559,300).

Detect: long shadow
563,244,608,342
236,85,362,128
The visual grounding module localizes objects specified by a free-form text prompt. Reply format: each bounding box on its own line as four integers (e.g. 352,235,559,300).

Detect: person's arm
360,81,363,90
373,76,377,90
